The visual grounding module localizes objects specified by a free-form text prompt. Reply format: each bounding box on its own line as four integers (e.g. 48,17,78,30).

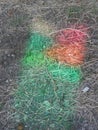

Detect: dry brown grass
0,0,98,130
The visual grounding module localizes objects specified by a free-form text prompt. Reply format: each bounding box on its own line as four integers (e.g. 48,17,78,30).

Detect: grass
13,66,79,130
1,0,98,130
27,32,53,51
12,32,82,130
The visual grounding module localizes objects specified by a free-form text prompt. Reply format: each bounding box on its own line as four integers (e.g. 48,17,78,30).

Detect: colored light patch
47,62,82,83
12,21,88,129
13,66,79,129
46,43,85,66
56,28,88,45
21,51,51,68
27,32,53,51
31,18,55,36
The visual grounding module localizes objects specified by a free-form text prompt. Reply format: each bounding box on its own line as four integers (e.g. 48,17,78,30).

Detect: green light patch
27,32,53,51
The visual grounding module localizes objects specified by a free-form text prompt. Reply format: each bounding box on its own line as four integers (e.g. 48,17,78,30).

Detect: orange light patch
46,43,85,65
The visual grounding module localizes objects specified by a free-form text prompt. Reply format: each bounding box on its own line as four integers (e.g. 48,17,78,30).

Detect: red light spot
56,25,88,45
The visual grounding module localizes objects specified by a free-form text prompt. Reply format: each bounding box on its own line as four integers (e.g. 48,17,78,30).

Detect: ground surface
0,0,98,130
